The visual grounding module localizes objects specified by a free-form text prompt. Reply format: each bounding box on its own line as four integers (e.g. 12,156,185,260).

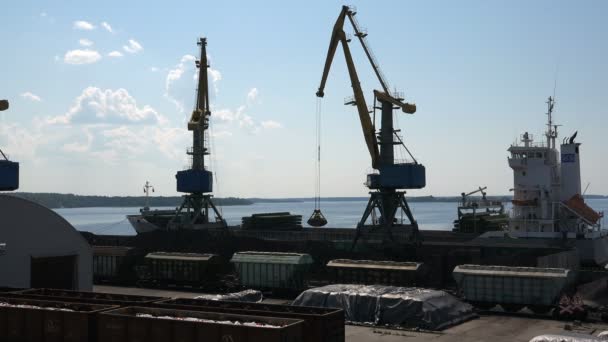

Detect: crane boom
317,7,380,168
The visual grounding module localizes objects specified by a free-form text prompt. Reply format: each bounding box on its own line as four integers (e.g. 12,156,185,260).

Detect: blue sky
0,1,606,197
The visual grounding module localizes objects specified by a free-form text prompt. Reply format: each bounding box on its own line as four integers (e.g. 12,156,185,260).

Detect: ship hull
127,215,161,234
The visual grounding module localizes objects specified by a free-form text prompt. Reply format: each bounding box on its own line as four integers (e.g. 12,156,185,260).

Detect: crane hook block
307,209,328,227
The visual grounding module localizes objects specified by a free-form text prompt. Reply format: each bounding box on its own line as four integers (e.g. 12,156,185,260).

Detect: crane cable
314,98,322,210
307,98,328,227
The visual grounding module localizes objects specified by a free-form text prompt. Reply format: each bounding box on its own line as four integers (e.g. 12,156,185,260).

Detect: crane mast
316,6,426,243
171,37,226,230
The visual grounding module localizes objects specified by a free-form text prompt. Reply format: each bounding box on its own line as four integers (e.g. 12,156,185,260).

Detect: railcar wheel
501,303,524,312
473,302,495,310
529,305,552,315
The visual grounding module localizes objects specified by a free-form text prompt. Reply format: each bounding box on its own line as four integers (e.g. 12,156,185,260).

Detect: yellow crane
311,6,425,244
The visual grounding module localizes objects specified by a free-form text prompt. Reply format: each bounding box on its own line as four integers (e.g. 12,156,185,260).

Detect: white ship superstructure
480,96,607,265
507,97,602,235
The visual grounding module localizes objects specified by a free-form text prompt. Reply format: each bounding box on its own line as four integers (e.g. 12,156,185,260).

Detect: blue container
176,169,212,193
367,163,425,189
0,160,19,191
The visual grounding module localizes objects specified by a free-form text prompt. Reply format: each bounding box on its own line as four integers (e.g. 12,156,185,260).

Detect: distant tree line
7,193,253,209
4,192,605,209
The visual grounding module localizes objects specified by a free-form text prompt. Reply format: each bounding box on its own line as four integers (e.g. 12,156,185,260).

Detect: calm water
54,199,608,236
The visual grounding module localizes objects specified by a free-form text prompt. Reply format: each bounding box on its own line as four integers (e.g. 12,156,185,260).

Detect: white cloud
63,128,93,153
164,54,196,112
79,38,93,47
149,67,159,72
48,87,164,125
73,20,95,30
260,120,282,129
64,49,102,65
21,92,42,102
208,68,222,94
123,39,143,54
211,130,232,138
101,21,113,33
40,12,47,17
247,88,258,102
107,51,123,58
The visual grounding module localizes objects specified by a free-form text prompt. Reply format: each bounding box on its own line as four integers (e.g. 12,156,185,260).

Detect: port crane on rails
0,99,19,191
170,38,226,229
311,6,425,245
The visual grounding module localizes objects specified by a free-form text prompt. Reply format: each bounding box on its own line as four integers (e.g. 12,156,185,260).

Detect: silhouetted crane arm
316,7,380,168
316,6,348,98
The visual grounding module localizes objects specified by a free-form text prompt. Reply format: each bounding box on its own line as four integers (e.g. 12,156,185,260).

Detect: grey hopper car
138,252,222,288
453,264,576,314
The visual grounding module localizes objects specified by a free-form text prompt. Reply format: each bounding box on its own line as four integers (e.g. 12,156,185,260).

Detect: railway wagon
453,264,577,314
13,288,165,306
231,251,313,291
150,298,345,342
0,296,116,342
97,306,304,342
92,246,137,284
327,259,426,286
137,252,222,287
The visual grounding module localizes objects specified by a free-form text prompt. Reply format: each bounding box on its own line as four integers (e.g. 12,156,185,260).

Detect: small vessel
127,181,176,234
452,187,508,234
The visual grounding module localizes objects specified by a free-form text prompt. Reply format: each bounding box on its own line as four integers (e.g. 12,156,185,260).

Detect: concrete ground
95,285,608,342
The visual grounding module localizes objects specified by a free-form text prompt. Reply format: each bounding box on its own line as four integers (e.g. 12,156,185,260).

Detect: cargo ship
476,96,607,265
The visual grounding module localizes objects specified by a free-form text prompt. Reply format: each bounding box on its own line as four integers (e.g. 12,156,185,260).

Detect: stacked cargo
231,252,313,291
327,259,426,286
150,298,345,342
241,212,303,230
97,306,304,342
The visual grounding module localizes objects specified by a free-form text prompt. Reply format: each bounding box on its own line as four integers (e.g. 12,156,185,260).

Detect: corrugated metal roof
327,259,422,271
453,264,570,278
145,252,217,262
231,251,313,265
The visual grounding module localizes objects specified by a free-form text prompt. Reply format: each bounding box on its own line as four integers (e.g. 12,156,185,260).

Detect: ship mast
545,96,557,149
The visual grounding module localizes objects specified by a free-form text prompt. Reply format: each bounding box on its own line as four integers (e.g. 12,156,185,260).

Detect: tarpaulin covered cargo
194,290,263,303
529,332,605,342
292,284,475,330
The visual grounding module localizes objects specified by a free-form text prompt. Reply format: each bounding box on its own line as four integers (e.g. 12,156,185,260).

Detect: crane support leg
354,190,419,248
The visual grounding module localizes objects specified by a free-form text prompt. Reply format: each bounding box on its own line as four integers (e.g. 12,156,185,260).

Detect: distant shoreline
4,192,607,209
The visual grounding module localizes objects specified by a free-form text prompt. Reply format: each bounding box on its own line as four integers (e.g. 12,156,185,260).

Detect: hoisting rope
308,98,328,227
314,97,322,210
